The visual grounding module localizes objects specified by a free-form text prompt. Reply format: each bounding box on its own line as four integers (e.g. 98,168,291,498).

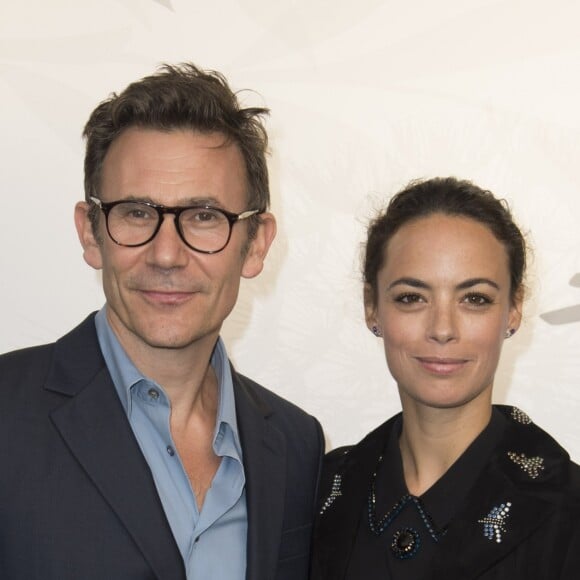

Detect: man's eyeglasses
90,197,261,254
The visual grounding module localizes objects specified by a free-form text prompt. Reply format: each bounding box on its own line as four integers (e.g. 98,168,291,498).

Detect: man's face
75,127,275,359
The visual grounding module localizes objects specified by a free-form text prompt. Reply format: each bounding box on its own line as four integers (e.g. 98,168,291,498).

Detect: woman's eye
395,293,424,304
463,293,492,306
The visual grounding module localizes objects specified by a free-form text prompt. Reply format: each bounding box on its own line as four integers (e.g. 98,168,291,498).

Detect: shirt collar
377,409,507,530
94,306,243,459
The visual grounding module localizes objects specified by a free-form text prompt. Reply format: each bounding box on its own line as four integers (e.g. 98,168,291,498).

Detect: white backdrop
1,0,579,460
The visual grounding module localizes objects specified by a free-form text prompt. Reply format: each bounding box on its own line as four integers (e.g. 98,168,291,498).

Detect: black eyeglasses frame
90,196,261,254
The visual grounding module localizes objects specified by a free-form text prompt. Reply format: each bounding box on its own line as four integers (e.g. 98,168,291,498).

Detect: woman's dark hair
364,177,526,304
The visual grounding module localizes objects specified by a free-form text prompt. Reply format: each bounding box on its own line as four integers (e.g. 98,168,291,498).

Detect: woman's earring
371,325,383,337
505,328,515,339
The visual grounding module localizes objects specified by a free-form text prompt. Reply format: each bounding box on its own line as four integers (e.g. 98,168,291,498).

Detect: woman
312,177,580,579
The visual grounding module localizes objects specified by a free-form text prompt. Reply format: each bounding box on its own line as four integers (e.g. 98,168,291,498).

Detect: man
0,63,323,580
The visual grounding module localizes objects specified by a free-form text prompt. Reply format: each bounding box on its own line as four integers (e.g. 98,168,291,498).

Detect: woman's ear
363,283,378,332
507,286,524,334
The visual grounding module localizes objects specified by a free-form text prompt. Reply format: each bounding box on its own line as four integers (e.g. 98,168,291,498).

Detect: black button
391,528,420,560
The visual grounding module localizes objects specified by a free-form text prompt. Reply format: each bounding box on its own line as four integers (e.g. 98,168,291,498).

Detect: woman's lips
415,356,469,375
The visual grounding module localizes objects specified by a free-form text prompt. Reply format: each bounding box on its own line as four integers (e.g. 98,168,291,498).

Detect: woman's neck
398,399,492,496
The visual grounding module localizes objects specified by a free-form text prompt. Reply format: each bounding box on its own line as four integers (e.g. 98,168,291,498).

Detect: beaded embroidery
368,454,446,554
510,407,532,425
368,492,443,542
507,451,545,479
319,474,343,515
478,502,512,543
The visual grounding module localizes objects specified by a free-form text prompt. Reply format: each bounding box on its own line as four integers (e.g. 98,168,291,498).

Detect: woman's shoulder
318,413,402,510
324,445,353,471
495,405,575,458
324,413,401,470
565,455,580,503
494,404,580,499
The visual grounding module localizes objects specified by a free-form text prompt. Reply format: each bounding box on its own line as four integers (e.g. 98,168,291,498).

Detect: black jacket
312,406,580,579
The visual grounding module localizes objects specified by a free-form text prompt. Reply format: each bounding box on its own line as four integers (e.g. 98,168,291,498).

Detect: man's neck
107,318,221,417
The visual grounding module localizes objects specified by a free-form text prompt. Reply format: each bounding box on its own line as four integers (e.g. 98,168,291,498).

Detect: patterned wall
1,0,579,460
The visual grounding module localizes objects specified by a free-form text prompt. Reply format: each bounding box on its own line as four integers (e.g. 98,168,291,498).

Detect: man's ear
74,201,103,270
241,212,277,279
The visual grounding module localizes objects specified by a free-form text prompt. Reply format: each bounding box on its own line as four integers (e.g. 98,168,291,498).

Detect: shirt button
166,445,175,456
148,388,160,401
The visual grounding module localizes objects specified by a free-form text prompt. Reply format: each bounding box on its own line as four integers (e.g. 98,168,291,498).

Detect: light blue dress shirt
95,308,247,579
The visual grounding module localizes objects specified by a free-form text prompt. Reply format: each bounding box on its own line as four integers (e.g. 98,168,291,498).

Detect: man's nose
146,215,189,268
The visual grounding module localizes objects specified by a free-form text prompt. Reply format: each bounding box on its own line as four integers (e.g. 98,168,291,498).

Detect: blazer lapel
233,372,287,580
46,315,185,580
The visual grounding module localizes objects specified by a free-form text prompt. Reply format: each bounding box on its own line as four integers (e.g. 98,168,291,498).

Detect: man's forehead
99,128,249,206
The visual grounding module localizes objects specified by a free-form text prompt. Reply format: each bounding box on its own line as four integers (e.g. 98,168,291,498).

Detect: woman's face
365,213,522,411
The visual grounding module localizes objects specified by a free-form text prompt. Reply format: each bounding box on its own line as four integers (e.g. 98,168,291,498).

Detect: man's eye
118,205,155,220
128,209,151,219
184,208,224,226
194,210,219,222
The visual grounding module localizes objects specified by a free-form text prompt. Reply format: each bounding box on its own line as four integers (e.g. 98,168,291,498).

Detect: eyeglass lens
106,202,232,252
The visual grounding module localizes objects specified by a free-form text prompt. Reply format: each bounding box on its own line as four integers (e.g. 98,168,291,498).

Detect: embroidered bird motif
478,502,512,543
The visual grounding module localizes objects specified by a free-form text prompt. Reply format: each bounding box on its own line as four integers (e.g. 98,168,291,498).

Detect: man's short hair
83,63,270,238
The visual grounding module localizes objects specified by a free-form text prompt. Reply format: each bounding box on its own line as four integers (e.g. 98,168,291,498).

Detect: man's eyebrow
115,194,223,207
181,196,222,206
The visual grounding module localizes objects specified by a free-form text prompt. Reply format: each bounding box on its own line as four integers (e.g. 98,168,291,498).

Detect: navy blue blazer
0,314,324,580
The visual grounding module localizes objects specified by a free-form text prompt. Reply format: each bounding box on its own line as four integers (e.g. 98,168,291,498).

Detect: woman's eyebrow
387,278,429,291
387,277,501,291
456,278,500,291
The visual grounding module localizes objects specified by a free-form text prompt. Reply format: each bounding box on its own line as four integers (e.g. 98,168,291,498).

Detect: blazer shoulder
233,369,324,471
233,369,320,426
0,313,102,400
0,313,99,371
0,342,54,384
0,341,54,363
